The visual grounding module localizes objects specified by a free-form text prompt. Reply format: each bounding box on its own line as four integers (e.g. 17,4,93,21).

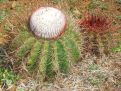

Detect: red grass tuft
78,12,119,33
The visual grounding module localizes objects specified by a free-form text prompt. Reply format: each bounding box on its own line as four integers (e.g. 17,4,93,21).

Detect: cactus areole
29,7,66,39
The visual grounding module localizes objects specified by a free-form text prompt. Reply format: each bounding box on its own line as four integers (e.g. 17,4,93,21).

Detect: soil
0,0,121,91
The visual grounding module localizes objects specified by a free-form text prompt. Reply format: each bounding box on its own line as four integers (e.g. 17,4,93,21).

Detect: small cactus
9,7,82,81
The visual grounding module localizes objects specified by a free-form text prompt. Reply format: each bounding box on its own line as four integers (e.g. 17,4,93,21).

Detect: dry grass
15,53,121,91
0,0,121,91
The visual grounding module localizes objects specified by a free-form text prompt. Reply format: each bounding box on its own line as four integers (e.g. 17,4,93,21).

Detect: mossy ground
0,0,121,91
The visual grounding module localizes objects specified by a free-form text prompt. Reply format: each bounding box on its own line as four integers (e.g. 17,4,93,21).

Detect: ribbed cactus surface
10,20,81,80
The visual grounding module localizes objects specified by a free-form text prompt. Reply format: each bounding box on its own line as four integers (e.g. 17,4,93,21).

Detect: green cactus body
17,37,36,58
56,40,68,73
27,41,42,69
10,7,81,80
10,31,30,50
10,18,81,80
39,41,54,79
62,31,80,63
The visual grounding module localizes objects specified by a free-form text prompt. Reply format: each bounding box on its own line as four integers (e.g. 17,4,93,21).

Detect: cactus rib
27,41,42,70
17,37,35,58
56,40,69,73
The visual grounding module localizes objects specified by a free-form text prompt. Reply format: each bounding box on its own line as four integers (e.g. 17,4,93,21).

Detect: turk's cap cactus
9,7,82,81
29,7,66,39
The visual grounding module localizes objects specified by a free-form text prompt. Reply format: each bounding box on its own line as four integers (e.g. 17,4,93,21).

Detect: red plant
78,12,120,33
78,11,121,57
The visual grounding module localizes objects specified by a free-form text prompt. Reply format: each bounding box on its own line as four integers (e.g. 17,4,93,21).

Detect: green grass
0,9,9,23
14,3,24,13
117,80,121,87
112,45,121,52
51,0,62,4
116,16,121,20
111,29,121,52
0,0,8,3
88,64,98,71
116,0,121,4
0,68,18,87
88,77,100,86
87,0,108,10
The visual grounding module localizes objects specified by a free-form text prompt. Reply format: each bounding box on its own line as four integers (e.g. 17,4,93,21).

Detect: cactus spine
9,17,81,80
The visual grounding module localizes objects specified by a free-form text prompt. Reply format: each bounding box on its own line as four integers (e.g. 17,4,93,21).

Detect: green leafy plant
0,68,18,87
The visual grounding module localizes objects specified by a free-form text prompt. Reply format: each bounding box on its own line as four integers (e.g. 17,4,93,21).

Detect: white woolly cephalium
29,7,66,39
